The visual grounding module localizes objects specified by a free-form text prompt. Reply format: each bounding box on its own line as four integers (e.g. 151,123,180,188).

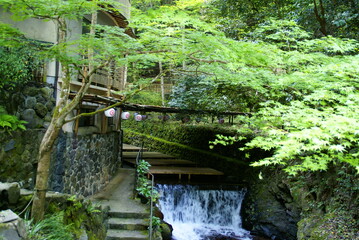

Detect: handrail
148,172,155,240
133,143,155,240
133,143,143,197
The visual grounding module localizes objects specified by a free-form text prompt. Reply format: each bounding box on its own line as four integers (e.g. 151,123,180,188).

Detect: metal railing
148,172,155,240
134,143,155,240
133,143,143,198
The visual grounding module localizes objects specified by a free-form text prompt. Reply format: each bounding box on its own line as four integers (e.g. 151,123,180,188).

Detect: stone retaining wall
1,130,122,197
50,131,121,196
0,130,44,188
1,85,122,197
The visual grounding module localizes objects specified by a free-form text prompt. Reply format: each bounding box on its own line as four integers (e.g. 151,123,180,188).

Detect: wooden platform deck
122,144,224,181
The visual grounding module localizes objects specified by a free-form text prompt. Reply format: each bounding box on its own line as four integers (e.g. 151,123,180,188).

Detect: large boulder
241,175,300,240
20,109,38,128
0,210,27,240
0,182,20,209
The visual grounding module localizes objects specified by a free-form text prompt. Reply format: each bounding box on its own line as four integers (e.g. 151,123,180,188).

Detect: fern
26,211,74,240
0,106,27,132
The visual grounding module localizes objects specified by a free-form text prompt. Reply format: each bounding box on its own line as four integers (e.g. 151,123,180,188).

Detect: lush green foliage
26,211,74,240
0,23,44,96
130,90,164,105
131,1,359,175
136,160,160,202
151,216,161,231
25,196,105,240
63,196,104,240
0,44,44,91
207,0,359,39
249,19,311,50
169,76,230,111
234,55,359,175
0,106,26,132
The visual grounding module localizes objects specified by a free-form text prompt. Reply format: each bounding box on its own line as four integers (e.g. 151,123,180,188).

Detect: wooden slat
122,144,146,152
149,166,224,176
124,159,196,166
122,152,175,159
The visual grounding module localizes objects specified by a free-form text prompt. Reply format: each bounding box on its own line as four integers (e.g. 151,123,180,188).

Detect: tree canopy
0,0,357,223
130,0,359,175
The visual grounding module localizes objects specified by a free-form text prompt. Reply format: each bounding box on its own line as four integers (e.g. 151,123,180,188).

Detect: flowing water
156,184,253,240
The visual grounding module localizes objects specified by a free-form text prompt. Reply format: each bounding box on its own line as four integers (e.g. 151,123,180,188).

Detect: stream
156,184,253,240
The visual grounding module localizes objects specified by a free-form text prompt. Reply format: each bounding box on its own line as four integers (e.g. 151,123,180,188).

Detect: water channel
156,184,253,240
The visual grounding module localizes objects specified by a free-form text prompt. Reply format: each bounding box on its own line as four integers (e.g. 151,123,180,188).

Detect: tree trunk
31,120,62,221
313,0,328,36
159,61,165,106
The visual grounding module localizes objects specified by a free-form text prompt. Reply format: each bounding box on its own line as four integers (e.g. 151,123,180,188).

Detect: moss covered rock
160,221,173,240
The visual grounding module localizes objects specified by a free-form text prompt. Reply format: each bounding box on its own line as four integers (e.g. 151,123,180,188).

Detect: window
78,108,95,127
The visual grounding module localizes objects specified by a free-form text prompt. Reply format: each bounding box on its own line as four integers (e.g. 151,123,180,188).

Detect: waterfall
157,184,252,240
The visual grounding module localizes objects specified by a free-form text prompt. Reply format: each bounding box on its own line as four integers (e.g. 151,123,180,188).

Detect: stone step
109,211,149,219
106,229,148,240
108,218,148,231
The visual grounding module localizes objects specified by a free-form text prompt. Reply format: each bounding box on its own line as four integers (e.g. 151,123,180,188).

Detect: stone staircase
106,211,149,240
91,166,150,240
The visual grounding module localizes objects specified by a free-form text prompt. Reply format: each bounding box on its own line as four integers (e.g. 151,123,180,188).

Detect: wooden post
159,61,165,106
116,108,122,131
74,108,80,136
101,112,107,133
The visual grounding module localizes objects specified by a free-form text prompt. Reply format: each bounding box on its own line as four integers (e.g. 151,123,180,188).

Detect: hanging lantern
135,114,142,121
121,111,130,120
218,118,225,124
104,108,116,117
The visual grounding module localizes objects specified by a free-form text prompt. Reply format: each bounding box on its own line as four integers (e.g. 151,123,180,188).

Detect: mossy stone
160,222,173,240
45,101,54,111
23,87,39,96
35,103,48,118
24,97,36,109
40,87,53,99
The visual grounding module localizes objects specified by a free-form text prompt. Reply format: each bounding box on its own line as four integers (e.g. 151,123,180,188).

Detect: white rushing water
157,184,252,240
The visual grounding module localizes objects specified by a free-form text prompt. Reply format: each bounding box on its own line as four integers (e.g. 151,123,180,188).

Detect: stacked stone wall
1,84,122,196
0,130,45,188
8,85,56,129
50,131,121,196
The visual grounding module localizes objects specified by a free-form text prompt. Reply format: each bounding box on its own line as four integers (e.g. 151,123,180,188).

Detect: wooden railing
142,83,173,94
78,66,126,92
